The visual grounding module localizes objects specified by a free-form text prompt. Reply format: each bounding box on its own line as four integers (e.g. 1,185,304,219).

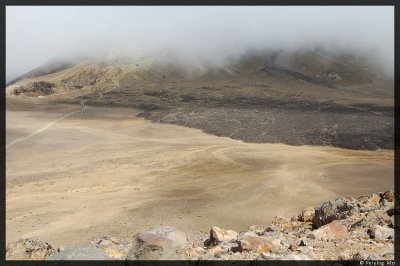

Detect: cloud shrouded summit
6,6,394,82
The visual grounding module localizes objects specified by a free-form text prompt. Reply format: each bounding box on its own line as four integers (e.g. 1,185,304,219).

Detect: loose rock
239,232,273,253
209,226,238,244
298,207,315,222
313,197,358,227
6,237,56,260
367,225,394,240
312,220,349,241
130,226,188,259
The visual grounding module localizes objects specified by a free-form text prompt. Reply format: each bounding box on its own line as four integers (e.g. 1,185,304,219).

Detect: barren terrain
7,50,394,150
6,50,394,251
6,98,393,247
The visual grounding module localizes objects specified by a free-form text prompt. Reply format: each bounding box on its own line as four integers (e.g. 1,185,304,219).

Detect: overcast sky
6,6,394,82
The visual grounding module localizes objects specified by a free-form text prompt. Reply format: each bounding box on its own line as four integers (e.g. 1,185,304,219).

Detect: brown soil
6,101,393,247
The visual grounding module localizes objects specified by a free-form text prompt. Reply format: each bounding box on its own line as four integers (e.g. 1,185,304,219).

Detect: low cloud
6,6,394,82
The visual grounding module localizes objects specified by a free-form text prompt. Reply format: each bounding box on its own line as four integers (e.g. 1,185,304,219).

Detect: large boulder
313,197,358,227
129,226,188,259
311,220,349,241
6,237,57,260
209,226,238,244
45,245,111,260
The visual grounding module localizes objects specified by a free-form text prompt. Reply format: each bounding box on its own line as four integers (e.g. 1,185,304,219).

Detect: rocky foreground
6,190,397,261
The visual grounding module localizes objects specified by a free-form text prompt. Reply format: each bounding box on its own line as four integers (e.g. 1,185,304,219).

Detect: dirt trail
6,103,87,149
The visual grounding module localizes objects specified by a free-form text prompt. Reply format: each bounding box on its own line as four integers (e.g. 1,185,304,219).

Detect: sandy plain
6,100,394,247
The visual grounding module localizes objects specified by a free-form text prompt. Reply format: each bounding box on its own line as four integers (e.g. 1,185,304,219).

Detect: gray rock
360,207,375,213
350,218,368,230
367,225,394,240
45,245,111,260
313,197,358,227
219,241,241,253
186,230,209,248
298,246,311,254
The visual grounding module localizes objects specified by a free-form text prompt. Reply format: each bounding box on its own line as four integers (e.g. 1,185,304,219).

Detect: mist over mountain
6,6,394,82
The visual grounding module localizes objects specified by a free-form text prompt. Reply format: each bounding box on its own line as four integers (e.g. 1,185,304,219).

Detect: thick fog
6,6,394,82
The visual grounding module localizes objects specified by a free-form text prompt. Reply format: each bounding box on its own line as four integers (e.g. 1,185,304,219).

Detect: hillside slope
6,49,394,150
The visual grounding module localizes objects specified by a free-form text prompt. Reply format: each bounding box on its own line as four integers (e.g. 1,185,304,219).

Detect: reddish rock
312,220,349,241
239,232,273,253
